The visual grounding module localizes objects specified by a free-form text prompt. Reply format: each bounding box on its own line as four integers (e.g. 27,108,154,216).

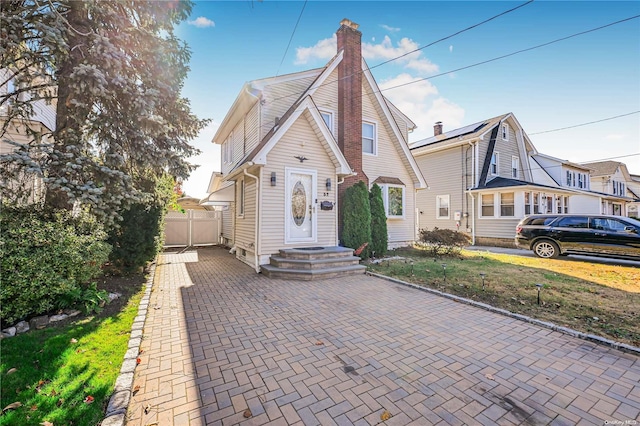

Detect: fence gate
164,210,221,247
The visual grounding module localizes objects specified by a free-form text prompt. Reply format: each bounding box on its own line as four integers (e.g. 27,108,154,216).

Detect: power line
265,1,534,106
276,0,308,77
369,0,534,71
369,14,640,97
529,111,640,135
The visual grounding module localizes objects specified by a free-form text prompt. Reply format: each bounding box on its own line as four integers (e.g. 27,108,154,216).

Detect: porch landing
260,246,366,280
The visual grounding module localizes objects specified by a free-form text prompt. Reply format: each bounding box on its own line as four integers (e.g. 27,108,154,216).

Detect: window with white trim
436,195,450,219
501,123,509,140
566,170,573,187
577,173,585,189
481,194,494,217
525,192,531,215
563,196,569,213
533,192,540,214
362,121,376,155
511,156,519,179
380,184,404,218
490,152,499,175
500,192,514,217
238,178,245,217
223,132,234,164
319,110,333,135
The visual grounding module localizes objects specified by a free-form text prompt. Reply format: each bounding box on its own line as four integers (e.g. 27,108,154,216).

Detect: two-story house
581,160,636,216
410,114,579,247
205,19,427,271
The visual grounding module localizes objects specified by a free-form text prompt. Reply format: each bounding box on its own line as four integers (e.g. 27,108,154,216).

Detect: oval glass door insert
291,180,306,226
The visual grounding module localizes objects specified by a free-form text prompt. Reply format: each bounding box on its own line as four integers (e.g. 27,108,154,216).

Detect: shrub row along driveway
127,247,640,425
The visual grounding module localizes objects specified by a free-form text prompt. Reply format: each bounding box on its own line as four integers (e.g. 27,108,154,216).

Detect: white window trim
237,178,245,218
490,152,499,176
362,120,377,156
511,156,519,179
436,194,450,219
381,184,405,219
318,109,334,135
501,123,509,140
500,192,515,217
480,193,496,218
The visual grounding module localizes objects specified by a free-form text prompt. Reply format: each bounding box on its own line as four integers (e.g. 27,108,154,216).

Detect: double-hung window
223,132,234,164
578,173,584,189
362,121,376,155
481,194,494,217
566,170,573,187
500,193,515,217
525,192,531,215
511,156,519,179
319,110,334,135
533,192,540,214
501,123,509,140
490,152,499,176
436,195,450,219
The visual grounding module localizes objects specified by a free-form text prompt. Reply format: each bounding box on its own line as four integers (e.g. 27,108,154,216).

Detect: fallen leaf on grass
485,373,495,381
2,402,22,413
243,409,252,418
6,368,17,375
40,422,54,426
380,410,392,421
133,385,141,395
50,389,57,396
519,300,526,305
30,405,38,411
83,396,94,404
70,338,78,343
56,399,64,407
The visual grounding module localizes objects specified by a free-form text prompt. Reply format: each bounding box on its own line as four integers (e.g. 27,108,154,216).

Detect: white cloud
188,17,215,28
295,35,337,64
424,98,465,133
295,34,438,75
449,45,453,53
380,24,401,33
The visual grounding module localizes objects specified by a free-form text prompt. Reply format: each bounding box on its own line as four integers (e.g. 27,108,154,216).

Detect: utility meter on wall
454,211,462,221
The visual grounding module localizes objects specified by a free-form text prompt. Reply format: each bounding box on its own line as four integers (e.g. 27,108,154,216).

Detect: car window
529,217,556,226
556,216,588,229
591,218,629,232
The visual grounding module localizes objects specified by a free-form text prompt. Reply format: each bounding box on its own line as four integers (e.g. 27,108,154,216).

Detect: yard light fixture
441,263,447,282
270,172,277,186
536,283,543,305
480,273,486,291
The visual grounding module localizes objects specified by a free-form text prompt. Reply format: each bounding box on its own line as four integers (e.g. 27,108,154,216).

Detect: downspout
335,175,346,245
469,193,476,245
243,168,261,273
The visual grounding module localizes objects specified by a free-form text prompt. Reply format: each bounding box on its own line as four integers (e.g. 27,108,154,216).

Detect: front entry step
261,246,366,280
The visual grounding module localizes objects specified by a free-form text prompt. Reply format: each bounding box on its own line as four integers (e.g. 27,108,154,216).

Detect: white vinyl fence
164,210,221,247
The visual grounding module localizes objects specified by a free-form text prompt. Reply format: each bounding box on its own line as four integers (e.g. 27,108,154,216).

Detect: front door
285,168,316,243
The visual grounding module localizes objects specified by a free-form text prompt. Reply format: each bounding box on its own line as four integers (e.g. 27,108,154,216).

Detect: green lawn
0,275,145,426
368,247,640,347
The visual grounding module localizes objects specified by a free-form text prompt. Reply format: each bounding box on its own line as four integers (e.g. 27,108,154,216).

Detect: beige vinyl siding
221,203,235,246
491,123,521,179
476,217,520,239
260,114,338,255
235,176,256,265
387,103,408,142
309,68,339,135
361,84,416,244
414,147,471,233
245,102,260,155
260,75,317,141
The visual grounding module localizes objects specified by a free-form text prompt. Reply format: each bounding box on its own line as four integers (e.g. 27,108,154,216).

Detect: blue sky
176,1,640,198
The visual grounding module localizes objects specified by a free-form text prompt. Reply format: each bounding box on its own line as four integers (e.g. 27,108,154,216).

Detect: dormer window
501,123,509,140
362,121,376,155
319,109,334,135
511,156,519,178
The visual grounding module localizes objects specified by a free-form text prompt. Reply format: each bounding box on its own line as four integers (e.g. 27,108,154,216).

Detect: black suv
515,214,640,260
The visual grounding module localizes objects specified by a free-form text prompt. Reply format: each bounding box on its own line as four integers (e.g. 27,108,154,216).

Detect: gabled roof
410,113,509,150
532,153,592,171
471,176,570,193
580,160,622,176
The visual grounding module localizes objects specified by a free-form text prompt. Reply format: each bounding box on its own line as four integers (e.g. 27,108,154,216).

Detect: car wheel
533,240,560,259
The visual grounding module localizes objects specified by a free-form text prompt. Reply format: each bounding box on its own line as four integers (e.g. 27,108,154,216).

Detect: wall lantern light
271,172,277,186
326,178,332,191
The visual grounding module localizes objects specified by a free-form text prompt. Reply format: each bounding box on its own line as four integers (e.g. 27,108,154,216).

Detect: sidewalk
126,246,640,425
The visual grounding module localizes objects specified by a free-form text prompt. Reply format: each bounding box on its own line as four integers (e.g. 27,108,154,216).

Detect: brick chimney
337,19,368,241
434,121,443,136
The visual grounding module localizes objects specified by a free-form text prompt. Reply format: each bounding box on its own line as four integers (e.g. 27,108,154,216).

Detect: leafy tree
342,181,371,258
0,1,207,223
369,183,387,257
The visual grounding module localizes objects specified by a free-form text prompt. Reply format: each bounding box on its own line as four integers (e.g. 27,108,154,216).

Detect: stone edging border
366,271,640,356
101,261,157,426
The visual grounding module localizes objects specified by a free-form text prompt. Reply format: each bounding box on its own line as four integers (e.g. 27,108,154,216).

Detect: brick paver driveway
127,247,640,425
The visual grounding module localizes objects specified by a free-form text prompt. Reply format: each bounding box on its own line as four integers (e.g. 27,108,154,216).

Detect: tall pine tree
342,181,371,258
369,183,387,258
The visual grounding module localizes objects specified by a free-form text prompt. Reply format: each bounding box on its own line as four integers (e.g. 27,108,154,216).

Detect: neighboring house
411,114,601,247
628,174,640,218
206,19,427,270
0,68,56,205
580,160,636,216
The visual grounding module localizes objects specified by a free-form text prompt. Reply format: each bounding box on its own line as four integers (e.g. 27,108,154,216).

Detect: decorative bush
342,181,371,258
107,174,175,271
0,208,111,325
369,183,387,258
418,227,472,257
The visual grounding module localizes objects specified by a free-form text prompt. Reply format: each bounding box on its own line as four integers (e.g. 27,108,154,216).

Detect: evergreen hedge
369,183,388,258
342,181,371,258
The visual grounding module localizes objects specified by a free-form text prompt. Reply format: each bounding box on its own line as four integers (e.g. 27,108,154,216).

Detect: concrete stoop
261,246,366,280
